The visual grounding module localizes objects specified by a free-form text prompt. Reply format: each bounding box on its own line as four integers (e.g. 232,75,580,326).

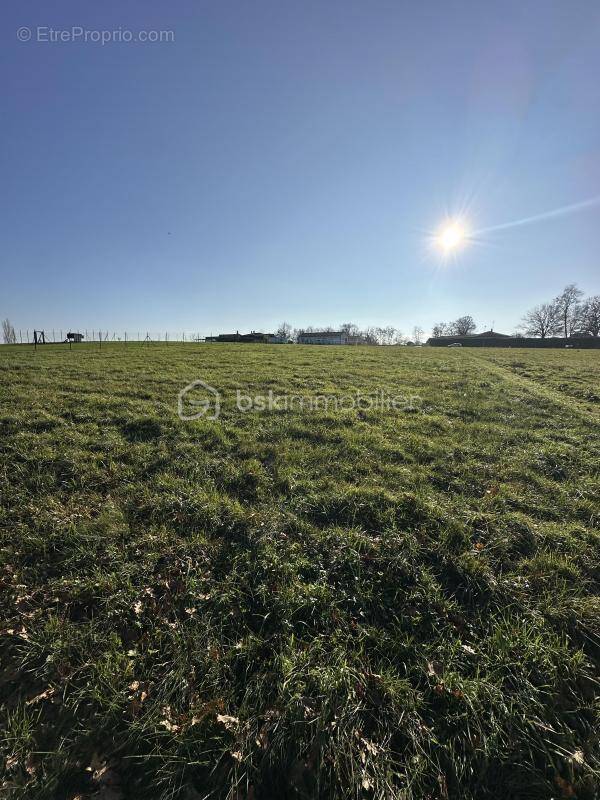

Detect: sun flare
437,221,468,252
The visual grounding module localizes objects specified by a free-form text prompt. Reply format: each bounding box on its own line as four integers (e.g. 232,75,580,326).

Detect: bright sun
438,221,467,252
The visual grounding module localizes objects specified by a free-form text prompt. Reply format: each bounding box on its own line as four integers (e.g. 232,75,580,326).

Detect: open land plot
470,348,600,407
1,344,599,799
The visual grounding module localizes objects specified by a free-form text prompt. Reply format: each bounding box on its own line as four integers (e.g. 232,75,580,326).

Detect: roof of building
432,330,510,339
206,331,274,342
299,330,345,337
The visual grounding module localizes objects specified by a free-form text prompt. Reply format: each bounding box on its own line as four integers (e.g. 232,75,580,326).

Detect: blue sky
2,0,599,337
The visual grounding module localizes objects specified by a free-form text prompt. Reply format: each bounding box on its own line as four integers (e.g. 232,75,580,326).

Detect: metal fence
11,330,209,345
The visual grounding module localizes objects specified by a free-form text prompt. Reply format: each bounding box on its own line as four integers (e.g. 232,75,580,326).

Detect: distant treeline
431,285,599,340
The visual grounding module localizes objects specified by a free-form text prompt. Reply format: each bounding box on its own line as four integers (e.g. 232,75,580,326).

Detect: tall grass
1,343,599,798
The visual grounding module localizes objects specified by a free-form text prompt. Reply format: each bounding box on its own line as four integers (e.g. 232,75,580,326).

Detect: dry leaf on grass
4,625,29,640
160,719,181,733
256,726,269,750
216,713,239,731
92,762,123,800
160,706,181,733
426,661,443,678
5,754,19,770
26,686,55,705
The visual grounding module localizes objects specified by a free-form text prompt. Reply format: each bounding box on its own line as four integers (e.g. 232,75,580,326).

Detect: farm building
205,331,286,343
66,332,84,342
297,331,349,345
427,331,600,348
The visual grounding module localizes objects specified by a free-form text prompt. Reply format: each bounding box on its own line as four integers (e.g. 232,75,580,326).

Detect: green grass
1,343,599,799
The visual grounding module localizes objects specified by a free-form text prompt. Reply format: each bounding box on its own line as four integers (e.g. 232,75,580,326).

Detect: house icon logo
177,379,221,421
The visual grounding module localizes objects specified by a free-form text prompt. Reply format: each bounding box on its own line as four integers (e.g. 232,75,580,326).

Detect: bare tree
412,325,424,344
335,325,403,345
431,322,449,337
363,327,379,345
580,295,600,337
521,302,561,338
276,321,292,340
451,316,476,336
376,325,394,345
2,318,16,344
554,283,584,338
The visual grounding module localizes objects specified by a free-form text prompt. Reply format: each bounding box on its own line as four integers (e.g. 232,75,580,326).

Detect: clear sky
2,0,599,338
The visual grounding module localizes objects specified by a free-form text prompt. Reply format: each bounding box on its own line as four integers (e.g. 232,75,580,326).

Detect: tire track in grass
462,350,600,427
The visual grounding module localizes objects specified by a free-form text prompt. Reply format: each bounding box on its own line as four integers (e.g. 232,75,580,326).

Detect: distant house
297,331,348,345
266,334,288,344
205,331,285,344
66,332,84,343
346,334,372,346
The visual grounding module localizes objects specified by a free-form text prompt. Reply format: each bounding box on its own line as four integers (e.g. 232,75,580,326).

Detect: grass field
1,343,599,800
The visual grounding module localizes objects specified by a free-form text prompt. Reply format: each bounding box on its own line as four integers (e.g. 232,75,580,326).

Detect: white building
297,331,349,345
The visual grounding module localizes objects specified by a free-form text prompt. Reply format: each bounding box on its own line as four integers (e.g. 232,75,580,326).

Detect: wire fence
10,330,210,345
